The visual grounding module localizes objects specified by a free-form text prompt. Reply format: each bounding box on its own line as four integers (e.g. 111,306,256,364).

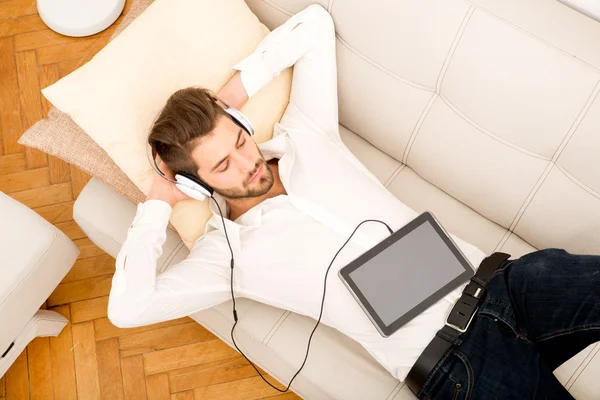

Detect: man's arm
108,164,230,328
215,18,304,110
108,200,231,328
222,5,326,105
226,5,340,143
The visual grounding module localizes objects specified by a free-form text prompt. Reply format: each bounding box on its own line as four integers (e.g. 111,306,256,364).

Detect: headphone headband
216,95,255,137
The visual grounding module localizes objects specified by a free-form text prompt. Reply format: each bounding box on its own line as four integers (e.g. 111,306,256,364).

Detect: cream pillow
42,0,292,248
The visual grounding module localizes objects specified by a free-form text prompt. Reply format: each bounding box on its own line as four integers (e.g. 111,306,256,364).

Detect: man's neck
227,159,286,221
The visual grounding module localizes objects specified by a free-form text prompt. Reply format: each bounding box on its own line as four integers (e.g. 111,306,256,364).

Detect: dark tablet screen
339,212,475,337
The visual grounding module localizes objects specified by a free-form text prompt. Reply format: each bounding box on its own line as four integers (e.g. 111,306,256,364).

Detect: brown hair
148,87,228,177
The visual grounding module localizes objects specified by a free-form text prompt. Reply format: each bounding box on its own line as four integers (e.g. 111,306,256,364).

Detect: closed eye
217,130,246,173
219,140,246,173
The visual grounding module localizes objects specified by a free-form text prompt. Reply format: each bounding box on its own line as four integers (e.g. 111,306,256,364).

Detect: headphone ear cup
225,107,254,136
175,173,213,201
176,182,207,201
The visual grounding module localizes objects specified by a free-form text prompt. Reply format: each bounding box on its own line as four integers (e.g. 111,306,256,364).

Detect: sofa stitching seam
160,242,181,271
508,161,555,235
384,382,405,400
335,35,432,92
493,231,538,254
403,6,559,166
327,0,335,13
555,165,600,200
384,164,406,188
263,310,291,345
553,80,600,161
464,0,600,75
263,311,292,346
503,79,600,235
402,92,437,165
408,3,473,166
566,341,600,390
438,95,551,160
159,241,185,273
333,4,598,165
493,231,513,253
435,6,475,92
261,0,293,17
334,7,560,165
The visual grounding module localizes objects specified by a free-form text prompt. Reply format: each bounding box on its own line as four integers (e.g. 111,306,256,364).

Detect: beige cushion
37,0,292,248
18,0,154,208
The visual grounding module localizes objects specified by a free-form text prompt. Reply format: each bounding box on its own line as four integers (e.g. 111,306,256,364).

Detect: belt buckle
444,297,479,334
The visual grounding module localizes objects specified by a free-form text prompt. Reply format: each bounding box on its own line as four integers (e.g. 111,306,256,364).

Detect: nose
232,151,256,174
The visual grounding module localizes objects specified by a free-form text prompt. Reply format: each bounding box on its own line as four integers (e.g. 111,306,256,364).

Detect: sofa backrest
246,0,600,254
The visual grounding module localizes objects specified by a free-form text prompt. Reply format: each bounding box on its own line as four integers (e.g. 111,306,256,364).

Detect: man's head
148,87,274,199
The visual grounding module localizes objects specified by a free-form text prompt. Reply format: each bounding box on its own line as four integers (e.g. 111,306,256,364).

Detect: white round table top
37,0,126,37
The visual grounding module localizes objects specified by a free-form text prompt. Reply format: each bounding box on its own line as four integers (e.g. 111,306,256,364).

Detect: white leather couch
0,192,79,377
73,0,600,398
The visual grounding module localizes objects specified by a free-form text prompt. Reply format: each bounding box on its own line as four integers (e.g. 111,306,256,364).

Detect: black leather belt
405,252,511,396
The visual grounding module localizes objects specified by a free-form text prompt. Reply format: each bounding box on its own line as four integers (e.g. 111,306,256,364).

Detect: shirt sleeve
232,4,326,98
108,200,231,328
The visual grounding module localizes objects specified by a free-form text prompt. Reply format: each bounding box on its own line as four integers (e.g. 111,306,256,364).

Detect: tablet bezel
338,211,475,337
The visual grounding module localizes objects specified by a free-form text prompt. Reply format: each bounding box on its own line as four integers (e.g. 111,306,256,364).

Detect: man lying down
107,5,600,399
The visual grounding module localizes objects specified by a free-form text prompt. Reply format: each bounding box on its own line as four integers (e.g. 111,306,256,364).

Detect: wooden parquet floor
0,1,300,399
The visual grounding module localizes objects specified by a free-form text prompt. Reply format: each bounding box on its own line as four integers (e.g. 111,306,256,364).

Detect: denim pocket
451,351,475,400
422,349,473,399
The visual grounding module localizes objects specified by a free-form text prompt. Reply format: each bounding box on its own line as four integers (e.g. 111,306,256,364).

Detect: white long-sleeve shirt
108,5,487,381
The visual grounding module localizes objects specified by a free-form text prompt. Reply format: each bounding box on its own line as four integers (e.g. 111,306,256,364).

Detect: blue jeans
419,249,600,400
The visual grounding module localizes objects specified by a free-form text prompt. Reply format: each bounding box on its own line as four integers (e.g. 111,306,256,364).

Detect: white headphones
147,95,255,201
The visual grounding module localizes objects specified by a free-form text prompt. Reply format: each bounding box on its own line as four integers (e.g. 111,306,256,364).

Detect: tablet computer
338,212,475,337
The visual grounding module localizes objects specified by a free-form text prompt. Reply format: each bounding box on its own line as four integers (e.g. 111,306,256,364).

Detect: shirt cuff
131,199,173,230
232,52,276,99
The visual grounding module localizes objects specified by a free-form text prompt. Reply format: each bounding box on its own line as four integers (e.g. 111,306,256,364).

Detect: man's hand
145,161,190,208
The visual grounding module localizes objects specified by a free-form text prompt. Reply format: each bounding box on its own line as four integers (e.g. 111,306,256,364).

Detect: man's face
192,115,274,199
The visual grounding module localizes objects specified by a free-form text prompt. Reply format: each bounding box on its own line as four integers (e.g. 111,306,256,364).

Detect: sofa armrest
0,192,79,359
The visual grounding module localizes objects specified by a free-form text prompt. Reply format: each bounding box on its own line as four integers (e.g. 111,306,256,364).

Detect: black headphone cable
211,196,393,393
